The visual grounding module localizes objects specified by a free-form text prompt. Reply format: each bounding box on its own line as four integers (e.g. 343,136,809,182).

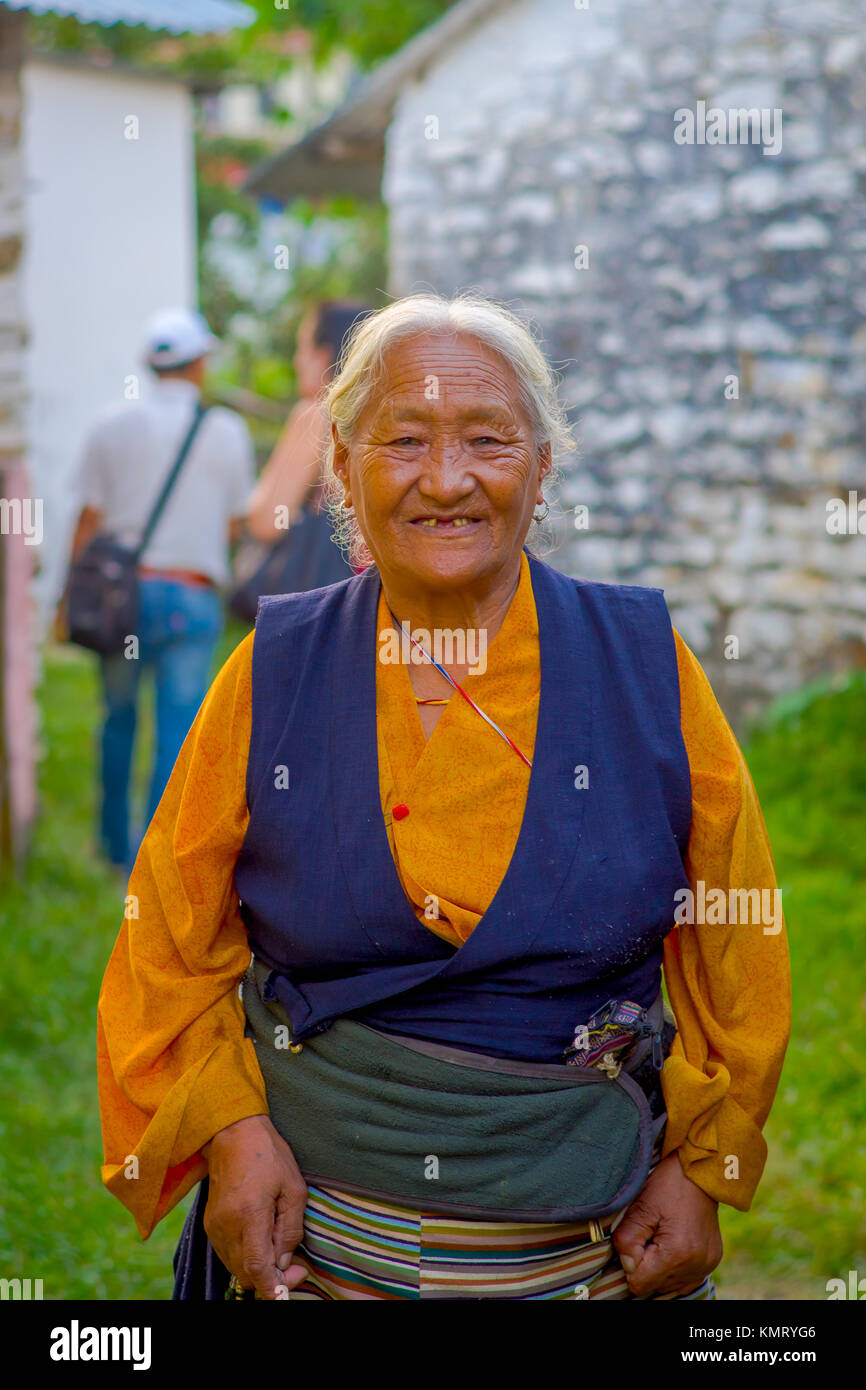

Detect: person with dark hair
228,302,373,616
243,300,372,551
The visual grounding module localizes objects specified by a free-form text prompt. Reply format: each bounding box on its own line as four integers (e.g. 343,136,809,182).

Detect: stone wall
383,0,866,724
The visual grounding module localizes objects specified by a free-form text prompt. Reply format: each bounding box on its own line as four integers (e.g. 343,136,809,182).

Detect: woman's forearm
246,400,328,540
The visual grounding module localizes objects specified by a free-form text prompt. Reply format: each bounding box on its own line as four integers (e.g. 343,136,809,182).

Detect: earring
533,499,550,523
340,498,355,515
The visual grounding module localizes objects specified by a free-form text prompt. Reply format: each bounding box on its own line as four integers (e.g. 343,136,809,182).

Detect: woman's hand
202,1114,309,1300
612,1151,723,1298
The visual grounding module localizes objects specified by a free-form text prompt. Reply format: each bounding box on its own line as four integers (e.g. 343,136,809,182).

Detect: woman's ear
536,441,553,502
332,424,352,508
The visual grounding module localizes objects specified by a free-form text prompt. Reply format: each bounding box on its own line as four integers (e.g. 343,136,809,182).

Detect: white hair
320,291,575,566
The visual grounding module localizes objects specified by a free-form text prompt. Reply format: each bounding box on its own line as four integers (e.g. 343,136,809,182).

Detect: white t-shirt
76,378,255,584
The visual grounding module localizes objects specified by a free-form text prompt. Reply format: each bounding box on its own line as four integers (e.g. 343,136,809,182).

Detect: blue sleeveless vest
234,552,692,1063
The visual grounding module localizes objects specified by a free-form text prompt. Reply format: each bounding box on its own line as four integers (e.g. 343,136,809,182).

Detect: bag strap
133,402,210,561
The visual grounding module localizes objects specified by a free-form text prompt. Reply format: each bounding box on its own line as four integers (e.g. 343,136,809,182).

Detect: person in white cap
65,307,255,870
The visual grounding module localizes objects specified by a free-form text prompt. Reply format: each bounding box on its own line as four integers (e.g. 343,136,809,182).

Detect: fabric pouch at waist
243,956,669,1223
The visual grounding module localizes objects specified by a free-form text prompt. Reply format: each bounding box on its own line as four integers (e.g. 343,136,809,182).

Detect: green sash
242,955,667,1222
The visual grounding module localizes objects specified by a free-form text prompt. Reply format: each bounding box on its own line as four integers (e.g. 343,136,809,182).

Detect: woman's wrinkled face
333,331,551,592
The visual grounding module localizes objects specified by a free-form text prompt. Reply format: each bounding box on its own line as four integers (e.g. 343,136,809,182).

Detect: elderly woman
98,293,790,1301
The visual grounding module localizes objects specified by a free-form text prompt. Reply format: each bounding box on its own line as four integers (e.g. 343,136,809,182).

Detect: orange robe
97,552,790,1238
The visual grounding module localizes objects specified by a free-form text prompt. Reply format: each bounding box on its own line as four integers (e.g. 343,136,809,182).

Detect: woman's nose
416,439,474,496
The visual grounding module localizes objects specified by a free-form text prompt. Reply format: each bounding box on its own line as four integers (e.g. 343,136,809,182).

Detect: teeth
418,517,473,527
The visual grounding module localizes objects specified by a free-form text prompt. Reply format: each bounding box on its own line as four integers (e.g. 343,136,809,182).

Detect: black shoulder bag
227,505,354,625
66,404,209,656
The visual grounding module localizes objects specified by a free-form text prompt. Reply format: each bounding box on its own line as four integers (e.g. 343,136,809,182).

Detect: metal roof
1,0,254,33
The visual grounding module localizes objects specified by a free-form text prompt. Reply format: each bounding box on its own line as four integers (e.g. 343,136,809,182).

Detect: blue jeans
98,577,222,867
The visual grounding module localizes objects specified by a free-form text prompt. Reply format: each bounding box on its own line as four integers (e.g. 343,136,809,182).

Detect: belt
138,567,215,587
243,955,669,1224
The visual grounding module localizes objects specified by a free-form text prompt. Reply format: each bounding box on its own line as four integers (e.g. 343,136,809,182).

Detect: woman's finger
241,1212,286,1300
203,1209,243,1287
622,1239,675,1295
612,1199,657,1275
276,1260,310,1294
625,1234,709,1297
273,1185,307,1272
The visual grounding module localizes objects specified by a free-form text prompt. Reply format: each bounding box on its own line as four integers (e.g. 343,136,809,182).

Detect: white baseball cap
143,307,218,369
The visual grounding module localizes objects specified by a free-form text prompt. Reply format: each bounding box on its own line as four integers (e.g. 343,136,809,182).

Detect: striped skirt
173,1127,716,1301
289,1181,716,1301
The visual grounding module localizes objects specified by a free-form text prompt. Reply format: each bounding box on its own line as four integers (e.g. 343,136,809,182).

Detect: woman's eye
471,436,499,446
391,436,421,447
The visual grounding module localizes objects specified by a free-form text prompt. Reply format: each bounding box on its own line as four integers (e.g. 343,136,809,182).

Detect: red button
392,803,409,820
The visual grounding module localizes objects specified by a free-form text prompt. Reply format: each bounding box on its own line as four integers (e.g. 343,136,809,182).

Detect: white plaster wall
20,59,197,607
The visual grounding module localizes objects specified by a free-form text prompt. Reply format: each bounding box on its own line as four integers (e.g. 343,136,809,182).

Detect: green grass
0,625,247,1300
0,647,863,1299
716,673,866,1299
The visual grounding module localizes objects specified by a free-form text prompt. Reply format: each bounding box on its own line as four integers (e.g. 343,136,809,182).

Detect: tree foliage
252,1,455,68
29,1,456,78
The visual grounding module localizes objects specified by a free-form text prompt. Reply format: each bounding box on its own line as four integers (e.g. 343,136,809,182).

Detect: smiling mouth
410,516,482,530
